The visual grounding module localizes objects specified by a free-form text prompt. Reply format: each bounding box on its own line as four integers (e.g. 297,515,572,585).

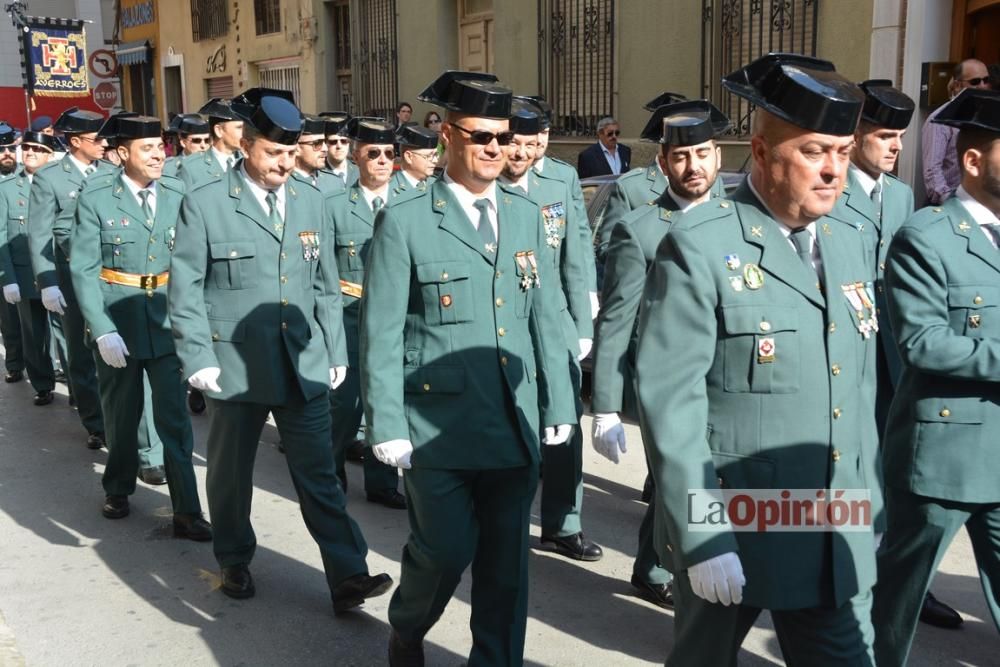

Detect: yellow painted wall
120,0,162,115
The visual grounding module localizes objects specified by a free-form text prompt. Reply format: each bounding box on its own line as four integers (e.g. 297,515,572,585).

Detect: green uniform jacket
294,168,347,196
360,179,577,470
833,170,914,386
168,164,348,404
592,192,684,418
327,160,360,189
389,170,430,199
27,158,114,289
176,150,230,189
883,196,1000,504
521,169,594,343
534,156,597,292
597,163,667,256
0,170,40,298
635,182,880,610
69,173,184,359
162,156,182,177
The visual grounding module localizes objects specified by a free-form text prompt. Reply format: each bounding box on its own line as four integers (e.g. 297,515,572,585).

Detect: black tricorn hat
20,131,61,152
97,111,139,140
643,91,688,112
640,100,731,146
509,98,544,135
232,91,303,145
53,107,105,134
397,123,439,150
517,95,553,129
319,111,351,136
930,88,1000,133
858,80,914,130
418,70,512,119
117,115,163,141
722,53,864,136
345,117,396,144
301,114,327,136
198,98,240,121
166,113,209,136
0,122,16,145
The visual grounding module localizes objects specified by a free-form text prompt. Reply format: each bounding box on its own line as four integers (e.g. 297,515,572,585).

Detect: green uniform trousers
330,364,400,495
56,262,103,434
0,299,22,372
13,297,53,392
873,487,1000,666
137,372,164,469
96,352,200,515
540,349,584,537
204,393,369,591
633,453,670,586
669,572,875,666
390,464,538,667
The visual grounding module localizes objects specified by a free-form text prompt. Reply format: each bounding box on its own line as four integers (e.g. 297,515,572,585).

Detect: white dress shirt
121,175,157,216
442,172,498,239
956,186,1000,248
240,164,285,221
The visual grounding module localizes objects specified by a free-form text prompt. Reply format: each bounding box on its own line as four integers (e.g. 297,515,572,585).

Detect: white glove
329,365,348,390
372,439,414,469
2,283,20,304
874,532,884,552
592,412,627,463
96,332,129,369
589,291,600,319
577,337,593,361
41,285,66,315
188,367,222,393
688,552,746,606
543,424,572,445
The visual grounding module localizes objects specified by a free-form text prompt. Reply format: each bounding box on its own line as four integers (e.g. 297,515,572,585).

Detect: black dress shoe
540,532,604,562
221,564,255,599
389,629,425,667
367,489,407,510
33,390,54,406
345,439,365,463
53,369,67,384
920,591,963,629
187,388,206,415
332,572,393,614
138,465,167,485
173,513,213,542
102,494,130,519
630,574,673,608
4,369,23,383
86,432,106,450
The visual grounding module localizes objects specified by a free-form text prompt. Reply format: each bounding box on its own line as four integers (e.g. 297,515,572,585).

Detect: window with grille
206,75,234,99
255,0,281,35
354,0,398,120
191,0,228,41
332,1,351,72
258,62,301,105
537,0,616,137
701,0,819,138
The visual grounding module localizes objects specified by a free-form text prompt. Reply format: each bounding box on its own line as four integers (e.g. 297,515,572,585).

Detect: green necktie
871,180,882,223
265,190,283,236
138,189,153,225
789,227,814,273
371,196,384,214
226,155,235,171
474,198,496,255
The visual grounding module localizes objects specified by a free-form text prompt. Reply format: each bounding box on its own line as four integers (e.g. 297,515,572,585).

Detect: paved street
0,348,995,666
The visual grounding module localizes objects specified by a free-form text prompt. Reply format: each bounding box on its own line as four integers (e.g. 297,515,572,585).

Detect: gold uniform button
115,236,122,243
500,356,508,366
720,201,730,208
940,408,951,418
495,297,504,307
831,364,841,376
497,327,506,337
974,295,983,305
441,272,449,280
280,252,287,260
832,449,842,463
280,276,288,284
348,249,356,257
148,255,155,261
229,250,238,258
829,322,837,334
281,322,288,330
495,270,503,278
281,298,288,306
879,262,885,271
211,333,220,341
833,408,842,419
422,383,431,392
759,321,771,332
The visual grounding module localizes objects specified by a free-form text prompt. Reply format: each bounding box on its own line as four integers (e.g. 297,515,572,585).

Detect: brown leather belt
340,279,363,299
100,268,169,289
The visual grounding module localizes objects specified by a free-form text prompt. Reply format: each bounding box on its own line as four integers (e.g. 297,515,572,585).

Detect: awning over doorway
115,40,151,67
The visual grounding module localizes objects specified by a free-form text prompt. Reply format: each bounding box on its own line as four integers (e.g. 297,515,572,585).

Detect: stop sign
93,81,118,110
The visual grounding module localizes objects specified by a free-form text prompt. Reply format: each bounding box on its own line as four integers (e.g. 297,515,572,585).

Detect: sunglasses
604,129,621,137
428,118,442,124
960,76,991,86
327,137,350,146
450,124,515,146
365,147,395,161
298,139,326,150
186,137,210,145
411,150,439,161
0,146,16,154
21,144,52,154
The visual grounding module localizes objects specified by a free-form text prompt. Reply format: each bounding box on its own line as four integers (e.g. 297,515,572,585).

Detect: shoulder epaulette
189,171,224,193
79,174,116,193
158,174,185,194
672,198,737,231
497,181,533,201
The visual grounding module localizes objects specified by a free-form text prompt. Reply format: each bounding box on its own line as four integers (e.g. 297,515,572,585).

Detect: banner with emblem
20,16,89,97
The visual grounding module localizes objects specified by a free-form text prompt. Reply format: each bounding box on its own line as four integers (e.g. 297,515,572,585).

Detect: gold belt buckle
139,274,157,289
